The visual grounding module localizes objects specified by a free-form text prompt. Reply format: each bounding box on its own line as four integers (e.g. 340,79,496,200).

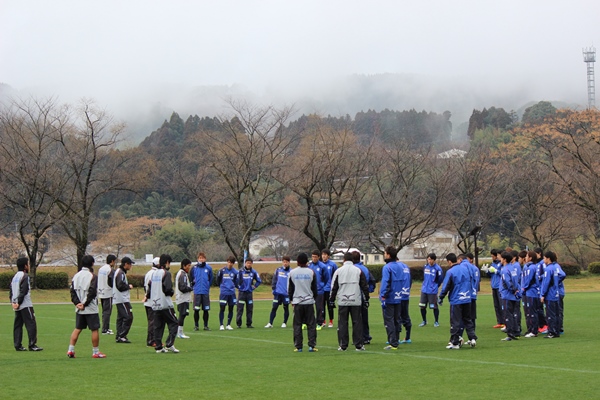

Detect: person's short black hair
534,247,543,255
227,256,236,263
245,258,253,264
321,249,331,256
343,252,353,262
544,251,557,263
106,254,117,264
465,253,474,260
159,254,172,267
427,253,437,260
82,255,95,268
490,249,499,256
385,246,398,260
351,251,361,263
445,253,457,264
500,251,512,262
282,256,291,262
16,257,28,271
311,250,320,256
297,253,308,265
181,258,191,269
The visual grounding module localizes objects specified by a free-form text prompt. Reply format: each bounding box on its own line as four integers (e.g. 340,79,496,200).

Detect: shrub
560,262,581,276
127,274,146,288
588,262,600,274
36,272,69,289
0,272,15,289
259,272,273,286
366,264,384,282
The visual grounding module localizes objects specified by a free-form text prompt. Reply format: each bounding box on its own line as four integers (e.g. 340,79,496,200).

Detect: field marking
209,333,600,375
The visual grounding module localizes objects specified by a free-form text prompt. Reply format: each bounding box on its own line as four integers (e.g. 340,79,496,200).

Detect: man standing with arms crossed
97,254,116,335
236,258,261,328
113,256,134,343
191,252,213,331
11,257,43,352
418,253,443,328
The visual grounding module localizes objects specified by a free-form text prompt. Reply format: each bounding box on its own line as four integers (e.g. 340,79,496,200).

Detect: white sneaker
281,323,286,328
265,323,273,328
226,325,234,330
220,325,225,331
467,339,476,348
501,327,507,332
166,345,179,353
156,348,167,353
446,344,460,350
458,337,464,348
177,333,190,339
524,332,537,338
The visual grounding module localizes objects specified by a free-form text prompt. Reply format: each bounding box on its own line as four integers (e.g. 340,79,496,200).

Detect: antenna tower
583,47,596,109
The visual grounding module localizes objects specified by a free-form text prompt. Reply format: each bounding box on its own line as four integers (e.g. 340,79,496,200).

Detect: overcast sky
1,0,599,138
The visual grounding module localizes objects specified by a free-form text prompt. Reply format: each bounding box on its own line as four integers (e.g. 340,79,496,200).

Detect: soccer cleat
29,345,43,351
468,339,476,348
177,334,190,339
294,348,303,352
247,325,254,329
458,337,464,348
203,326,211,331
102,329,114,335
493,324,504,329
316,325,322,331
226,325,234,330
400,339,412,344
500,327,507,333
156,348,167,353
328,320,334,328
166,345,180,353
265,323,273,328
116,337,131,343
15,346,27,351
364,340,371,345
193,326,200,331
524,332,537,338
446,344,460,350
434,322,440,327
501,337,513,341
538,325,548,333
308,347,318,352
67,350,75,358
281,323,286,328
418,321,427,327
220,325,225,331
237,325,242,329
92,352,107,358
355,346,366,351
545,334,558,339
338,346,347,351
383,345,398,350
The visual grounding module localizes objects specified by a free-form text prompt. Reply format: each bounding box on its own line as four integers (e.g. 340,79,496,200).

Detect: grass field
1,291,599,400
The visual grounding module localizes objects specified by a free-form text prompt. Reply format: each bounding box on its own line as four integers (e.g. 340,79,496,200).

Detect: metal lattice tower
583,47,596,109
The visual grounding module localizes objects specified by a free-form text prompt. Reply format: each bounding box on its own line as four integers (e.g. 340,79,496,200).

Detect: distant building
364,229,460,263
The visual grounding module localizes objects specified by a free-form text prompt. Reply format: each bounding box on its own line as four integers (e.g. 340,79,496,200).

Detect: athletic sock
68,345,75,352
420,308,427,322
434,309,439,322
93,347,99,354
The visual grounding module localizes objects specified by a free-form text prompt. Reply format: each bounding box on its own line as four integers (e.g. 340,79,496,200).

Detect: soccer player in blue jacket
309,250,330,329
534,247,548,333
236,258,261,328
521,250,541,337
379,246,411,350
540,251,566,338
190,252,213,331
481,249,504,328
217,256,238,330
266,256,291,328
353,251,376,344
439,253,476,349
321,250,338,328
499,251,522,341
418,253,443,328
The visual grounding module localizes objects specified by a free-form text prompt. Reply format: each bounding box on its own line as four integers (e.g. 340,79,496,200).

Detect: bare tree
279,115,372,251
357,143,449,252
0,97,71,285
54,99,133,268
176,100,298,264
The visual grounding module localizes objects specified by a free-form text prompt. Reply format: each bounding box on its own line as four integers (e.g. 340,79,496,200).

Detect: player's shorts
219,294,237,307
193,294,210,311
272,294,290,306
419,293,438,309
75,313,101,330
177,302,190,316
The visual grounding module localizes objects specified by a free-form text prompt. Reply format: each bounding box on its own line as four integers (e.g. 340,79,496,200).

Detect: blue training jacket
440,262,472,305
488,259,502,289
540,262,566,301
464,260,480,300
379,260,411,304
191,262,213,295
355,262,376,293
272,265,291,296
217,267,238,296
309,261,329,295
500,261,521,301
322,259,338,292
238,267,261,292
421,263,443,295
521,262,540,298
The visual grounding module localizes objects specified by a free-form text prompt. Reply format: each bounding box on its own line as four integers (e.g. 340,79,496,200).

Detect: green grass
1,293,600,399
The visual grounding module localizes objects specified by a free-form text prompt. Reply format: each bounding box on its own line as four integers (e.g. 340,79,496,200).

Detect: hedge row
0,271,70,289
588,262,600,274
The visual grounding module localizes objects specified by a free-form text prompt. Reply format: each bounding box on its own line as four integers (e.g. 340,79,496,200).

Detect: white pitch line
208,333,600,375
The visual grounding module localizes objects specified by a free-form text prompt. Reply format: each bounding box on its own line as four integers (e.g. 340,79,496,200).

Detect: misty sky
1,0,599,138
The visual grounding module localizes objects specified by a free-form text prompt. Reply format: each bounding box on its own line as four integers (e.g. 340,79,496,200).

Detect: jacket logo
341,294,356,300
